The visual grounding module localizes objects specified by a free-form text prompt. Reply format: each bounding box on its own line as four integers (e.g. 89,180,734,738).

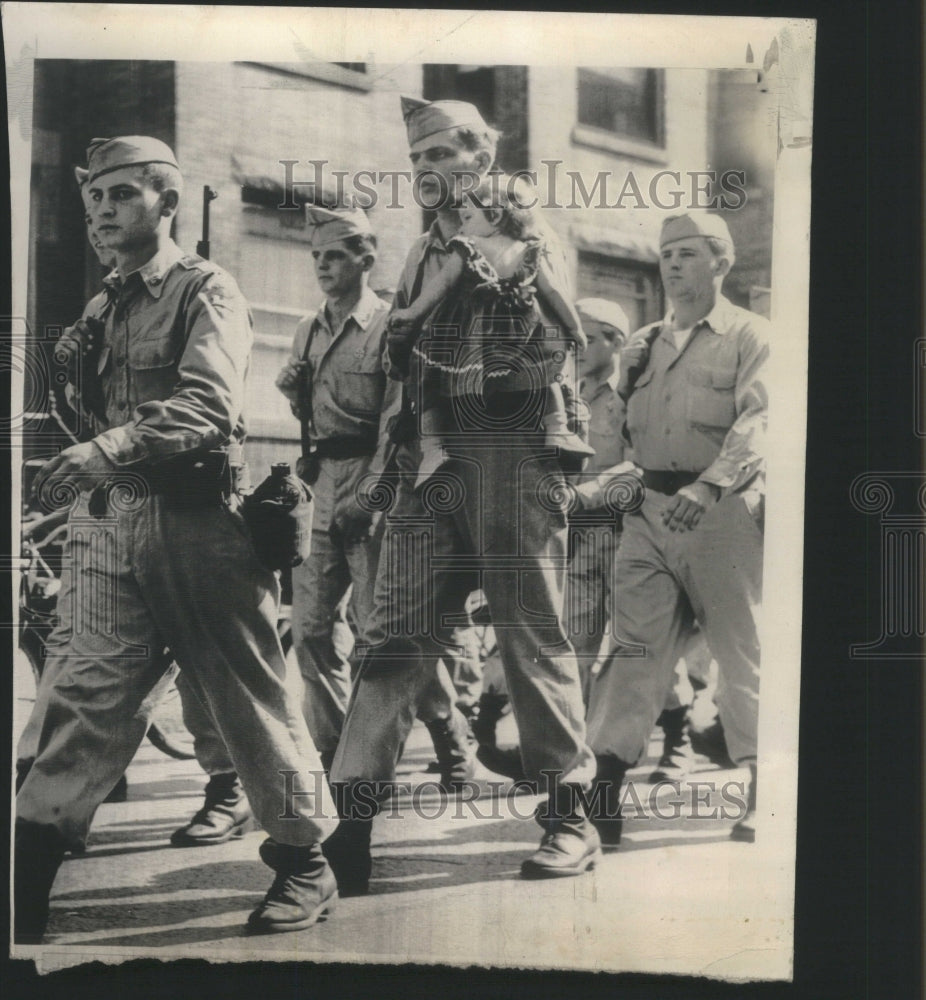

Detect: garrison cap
401,95,490,147
86,136,180,185
74,166,89,188
304,203,373,249
575,298,630,342
660,211,734,251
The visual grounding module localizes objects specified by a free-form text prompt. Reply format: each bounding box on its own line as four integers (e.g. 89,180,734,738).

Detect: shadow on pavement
48,920,258,948
48,894,261,948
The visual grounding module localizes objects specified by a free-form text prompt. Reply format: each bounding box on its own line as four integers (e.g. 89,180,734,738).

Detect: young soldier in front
15,137,338,942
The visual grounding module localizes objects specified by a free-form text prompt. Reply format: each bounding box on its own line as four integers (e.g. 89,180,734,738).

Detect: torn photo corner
5,3,813,980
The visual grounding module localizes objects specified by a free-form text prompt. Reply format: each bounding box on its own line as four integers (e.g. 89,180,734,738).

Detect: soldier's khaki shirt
288,287,400,532
88,240,252,468
290,286,396,447
623,295,769,496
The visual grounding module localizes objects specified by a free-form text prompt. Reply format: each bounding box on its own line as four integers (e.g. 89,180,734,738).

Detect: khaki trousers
331,436,595,790
16,492,334,847
586,491,762,766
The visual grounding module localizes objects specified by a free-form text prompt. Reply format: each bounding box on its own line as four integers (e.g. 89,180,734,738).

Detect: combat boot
647,706,695,783
587,755,628,847
170,771,254,847
320,819,373,896
425,709,475,793
730,763,757,842
246,840,338,934
470,692,509,748
690,717,736,769
520,786,602,879
14,820,67,944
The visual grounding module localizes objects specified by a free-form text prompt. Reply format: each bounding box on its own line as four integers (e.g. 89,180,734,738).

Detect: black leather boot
470,692,509,748
648,706,695,783
425,710,475,792
14,820,67,944
170,771,254,847
246,840,338,934
520,786,602,879
587,755,629,847
690,717,736,769
321,819,373,897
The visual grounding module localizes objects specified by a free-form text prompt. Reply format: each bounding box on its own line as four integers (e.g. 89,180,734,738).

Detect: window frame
572,67,668,164
576,249,664,332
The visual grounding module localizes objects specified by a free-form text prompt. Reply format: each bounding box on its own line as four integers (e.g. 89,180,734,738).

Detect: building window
573,68,666,162
241,185,312,243
576,252,662,334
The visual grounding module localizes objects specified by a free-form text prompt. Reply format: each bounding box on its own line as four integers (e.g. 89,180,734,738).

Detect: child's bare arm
386,245,466,376
535,258,587,350
389,251,465,331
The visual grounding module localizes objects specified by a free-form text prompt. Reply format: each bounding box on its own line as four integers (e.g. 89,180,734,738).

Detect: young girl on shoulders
388,175,593,477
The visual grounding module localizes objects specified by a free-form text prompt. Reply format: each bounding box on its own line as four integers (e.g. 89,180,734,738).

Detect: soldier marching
15,99,766,942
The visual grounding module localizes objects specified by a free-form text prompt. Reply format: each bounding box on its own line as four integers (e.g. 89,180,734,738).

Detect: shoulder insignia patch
201,281,237,310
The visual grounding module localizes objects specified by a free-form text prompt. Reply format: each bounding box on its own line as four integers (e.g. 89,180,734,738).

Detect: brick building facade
26,58,774,469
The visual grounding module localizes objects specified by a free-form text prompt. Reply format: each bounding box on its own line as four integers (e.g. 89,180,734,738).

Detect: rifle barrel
197,186,218,259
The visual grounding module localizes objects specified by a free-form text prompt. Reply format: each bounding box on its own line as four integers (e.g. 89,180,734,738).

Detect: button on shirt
623,295,769,495
89,240,252,468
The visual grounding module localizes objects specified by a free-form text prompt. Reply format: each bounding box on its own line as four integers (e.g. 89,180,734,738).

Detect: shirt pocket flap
132,336,183,370
340,369,383,416
711,369,737,390
686,366,713,387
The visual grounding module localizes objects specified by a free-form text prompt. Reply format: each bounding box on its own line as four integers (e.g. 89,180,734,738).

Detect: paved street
14,655,793,980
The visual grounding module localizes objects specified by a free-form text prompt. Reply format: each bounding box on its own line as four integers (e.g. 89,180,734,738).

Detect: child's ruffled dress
413,234,571,413
409,234,589,483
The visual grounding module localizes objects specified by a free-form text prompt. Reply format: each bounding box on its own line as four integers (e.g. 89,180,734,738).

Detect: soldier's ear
362,253,376,273
472,148,493,175
712,255,732,279
159,188,180,217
